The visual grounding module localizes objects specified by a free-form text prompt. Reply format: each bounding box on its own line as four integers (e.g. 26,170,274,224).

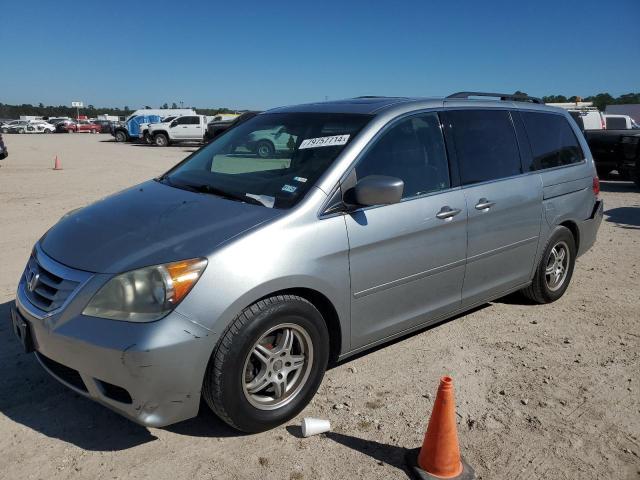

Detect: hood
40,180,282,273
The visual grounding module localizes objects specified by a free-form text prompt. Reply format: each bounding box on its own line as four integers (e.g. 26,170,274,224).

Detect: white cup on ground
301,417,331,437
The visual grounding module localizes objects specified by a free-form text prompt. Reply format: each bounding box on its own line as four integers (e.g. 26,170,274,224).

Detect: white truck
147,114,209,146
547,102,606,130
603,114,640,130
139,115,181,144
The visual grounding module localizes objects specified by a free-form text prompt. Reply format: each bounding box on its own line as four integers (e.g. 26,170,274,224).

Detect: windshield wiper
192,184,265,206
157,176,265,206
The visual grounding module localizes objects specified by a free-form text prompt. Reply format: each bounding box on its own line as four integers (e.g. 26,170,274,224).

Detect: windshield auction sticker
299,134,350,149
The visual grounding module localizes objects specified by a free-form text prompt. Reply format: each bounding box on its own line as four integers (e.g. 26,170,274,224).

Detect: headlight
83,258,207,322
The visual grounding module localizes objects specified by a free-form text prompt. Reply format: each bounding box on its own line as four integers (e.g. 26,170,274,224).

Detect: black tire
143,132,153,145
202,295,329,433
154,133,169,147
255,140,275,158
1,128,7,133
521,226,576,304
114,130,127,142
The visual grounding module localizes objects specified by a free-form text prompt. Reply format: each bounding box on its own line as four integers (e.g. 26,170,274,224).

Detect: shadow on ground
604,206,640,229
287,426,409,473
0,301,242,451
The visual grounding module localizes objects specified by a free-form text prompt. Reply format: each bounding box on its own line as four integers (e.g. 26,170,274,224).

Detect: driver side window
354,112,450,199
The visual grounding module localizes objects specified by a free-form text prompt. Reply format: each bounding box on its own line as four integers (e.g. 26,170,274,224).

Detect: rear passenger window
447,110,522,185
521,112,583,169
355,113,450,199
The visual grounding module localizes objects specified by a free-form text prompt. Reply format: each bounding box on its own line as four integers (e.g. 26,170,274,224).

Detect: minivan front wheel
522,226,576,303
203,295,329,432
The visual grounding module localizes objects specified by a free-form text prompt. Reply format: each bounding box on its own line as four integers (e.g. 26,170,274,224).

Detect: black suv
204,111,261,143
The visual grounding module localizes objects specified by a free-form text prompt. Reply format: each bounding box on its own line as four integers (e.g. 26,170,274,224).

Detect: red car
57,120,102,133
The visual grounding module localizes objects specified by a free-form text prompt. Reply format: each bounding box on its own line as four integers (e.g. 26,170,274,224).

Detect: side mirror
346,175,404,207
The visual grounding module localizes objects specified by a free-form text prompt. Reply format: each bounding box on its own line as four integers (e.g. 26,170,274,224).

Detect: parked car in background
584,128,640,184
75,120,102,133
58,120,101,133
604,114,639,130
10,93,603,433
148,114,208,146
567,108,606,130
139,116,179,144
112,109,197,143
112,114,162,142
2,120,28,133
204,111,261,143
0,132,7,159
29,121,56,133
46,117,72,126
55,120,78,133
91,119,114,134
3,120,54,133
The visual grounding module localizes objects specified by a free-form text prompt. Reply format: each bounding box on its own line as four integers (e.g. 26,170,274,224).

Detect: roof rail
446,91,544,104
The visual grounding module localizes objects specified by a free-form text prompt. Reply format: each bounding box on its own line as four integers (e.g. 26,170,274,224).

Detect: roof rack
446,91,544,104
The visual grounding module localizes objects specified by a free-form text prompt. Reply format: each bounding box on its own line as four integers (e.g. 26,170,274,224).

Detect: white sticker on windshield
293,176,307,183
299,134,350,149
281,184,297,193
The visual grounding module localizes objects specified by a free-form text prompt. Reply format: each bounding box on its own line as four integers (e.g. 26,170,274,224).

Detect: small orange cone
406,376,476,479
53,155,62,170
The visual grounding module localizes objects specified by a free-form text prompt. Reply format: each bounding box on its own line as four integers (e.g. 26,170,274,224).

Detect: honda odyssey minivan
11,92,603,432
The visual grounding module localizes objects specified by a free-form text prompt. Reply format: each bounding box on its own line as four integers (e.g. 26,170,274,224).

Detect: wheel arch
254,287,343,364
559,220,580,251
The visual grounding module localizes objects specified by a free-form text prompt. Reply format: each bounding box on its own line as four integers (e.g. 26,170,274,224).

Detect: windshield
159,112,372,209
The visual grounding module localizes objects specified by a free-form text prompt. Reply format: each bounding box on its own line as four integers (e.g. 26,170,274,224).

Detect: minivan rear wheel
202,295,329,433
521,226,576,303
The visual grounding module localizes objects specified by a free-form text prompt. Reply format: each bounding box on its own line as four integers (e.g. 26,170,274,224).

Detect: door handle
436,206,462,220
475,198,496,210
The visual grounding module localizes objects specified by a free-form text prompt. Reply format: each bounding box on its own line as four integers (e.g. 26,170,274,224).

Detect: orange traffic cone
53,155,62,170
406,376,476,479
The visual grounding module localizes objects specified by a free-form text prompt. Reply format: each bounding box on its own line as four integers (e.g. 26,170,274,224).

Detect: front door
443,109,543,306
345,112,468,349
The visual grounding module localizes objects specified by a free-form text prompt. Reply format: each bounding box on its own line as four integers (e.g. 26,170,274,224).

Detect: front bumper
11,257,214,427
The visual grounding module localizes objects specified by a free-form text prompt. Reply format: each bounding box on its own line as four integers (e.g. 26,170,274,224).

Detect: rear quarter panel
537,112,598,260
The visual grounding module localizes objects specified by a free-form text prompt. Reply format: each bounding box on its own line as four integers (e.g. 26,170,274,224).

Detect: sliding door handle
475,198,496,210
436,206,462,220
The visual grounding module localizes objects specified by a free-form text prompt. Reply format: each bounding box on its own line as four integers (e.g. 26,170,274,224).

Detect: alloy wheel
242,323,313,411
545,241,570,291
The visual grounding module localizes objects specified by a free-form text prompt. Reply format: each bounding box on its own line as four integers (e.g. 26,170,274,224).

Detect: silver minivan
11,92,603,432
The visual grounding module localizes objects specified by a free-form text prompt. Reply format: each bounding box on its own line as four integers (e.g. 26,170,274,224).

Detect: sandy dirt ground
0,133,638,480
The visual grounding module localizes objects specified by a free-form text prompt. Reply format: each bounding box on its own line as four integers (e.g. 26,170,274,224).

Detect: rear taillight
592,176,600,197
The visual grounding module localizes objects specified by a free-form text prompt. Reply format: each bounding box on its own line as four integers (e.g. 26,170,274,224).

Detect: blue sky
1,0,638,110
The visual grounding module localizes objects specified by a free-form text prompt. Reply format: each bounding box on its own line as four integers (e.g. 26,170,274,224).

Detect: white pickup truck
148,115,208,146
604,114,640,130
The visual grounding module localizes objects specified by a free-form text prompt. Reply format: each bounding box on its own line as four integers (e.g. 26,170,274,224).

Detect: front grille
37,352,88,392
23,256,80,312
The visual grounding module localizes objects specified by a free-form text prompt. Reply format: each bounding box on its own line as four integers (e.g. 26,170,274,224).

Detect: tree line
1,92,639,120
0,102,237,120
